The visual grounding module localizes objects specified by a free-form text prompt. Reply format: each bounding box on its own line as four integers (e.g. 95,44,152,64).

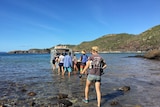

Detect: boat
50,45,74,68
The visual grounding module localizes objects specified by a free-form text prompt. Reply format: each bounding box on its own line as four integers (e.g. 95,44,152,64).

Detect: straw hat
81,50,86,54
92,46,99,52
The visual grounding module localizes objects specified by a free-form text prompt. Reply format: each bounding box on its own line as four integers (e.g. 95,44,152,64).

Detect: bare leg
68,72,71,77
95,82,101,107
80,65,83,73
62,68,65,76
58,66,60,75
75,64,78,71
85,79,91,100
62,71,65,75
52,64,56,71
61,66,64,75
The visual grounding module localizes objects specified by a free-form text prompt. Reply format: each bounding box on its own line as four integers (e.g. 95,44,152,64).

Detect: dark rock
128,55,144,58
110,100,119,105
27,92,36,96
57,93,68,99
58,99,72,107
21,88,27,92
30,101,36,106
118,86,130,92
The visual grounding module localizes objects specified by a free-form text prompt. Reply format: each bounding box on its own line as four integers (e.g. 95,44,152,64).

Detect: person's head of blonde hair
92,46,99,52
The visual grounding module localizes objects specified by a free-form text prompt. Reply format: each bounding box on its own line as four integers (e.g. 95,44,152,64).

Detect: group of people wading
52,49,89,76
52,46,107,107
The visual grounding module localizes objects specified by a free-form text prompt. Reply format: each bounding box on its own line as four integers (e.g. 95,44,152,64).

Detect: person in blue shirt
63,52,73,77
80,50,88,73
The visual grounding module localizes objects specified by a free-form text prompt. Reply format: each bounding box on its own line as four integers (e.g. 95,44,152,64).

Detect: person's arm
102,60,107,69
80,55,82,61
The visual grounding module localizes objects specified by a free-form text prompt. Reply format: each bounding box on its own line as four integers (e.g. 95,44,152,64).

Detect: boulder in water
58,99,72,107
57,93,68,99
27,92,36,96
144,49,160,60
118,86,131,92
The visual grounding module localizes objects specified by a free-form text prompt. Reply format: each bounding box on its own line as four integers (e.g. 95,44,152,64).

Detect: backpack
81,54,88,63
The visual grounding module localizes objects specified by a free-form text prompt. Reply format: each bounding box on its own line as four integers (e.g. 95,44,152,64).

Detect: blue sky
0,0,160,52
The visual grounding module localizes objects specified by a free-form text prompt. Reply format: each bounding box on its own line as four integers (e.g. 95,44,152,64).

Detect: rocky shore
143,49,160,60
133,49,160,61
0,76,132,107
8,49,50,54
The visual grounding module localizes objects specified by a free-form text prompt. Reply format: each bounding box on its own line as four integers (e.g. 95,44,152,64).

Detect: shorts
87,74,101,82
64,67,72,72
59,63,63,66
80,63,86,69
81,62,86,66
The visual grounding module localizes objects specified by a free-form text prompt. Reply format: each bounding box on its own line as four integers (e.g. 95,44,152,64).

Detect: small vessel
50,45,74,67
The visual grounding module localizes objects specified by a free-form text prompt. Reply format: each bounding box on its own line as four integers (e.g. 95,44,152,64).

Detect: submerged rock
58,99,72,107
110,100,119,105
29,101,36,106
57,93,68,99
21,88,27,92
114,86,131,92
27,92,36,96
118,86,130,92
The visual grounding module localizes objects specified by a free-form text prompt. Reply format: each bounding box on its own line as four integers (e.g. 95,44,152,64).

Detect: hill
72,25,160,52
120,25,160,51
8,24,160,54
73,33,135,52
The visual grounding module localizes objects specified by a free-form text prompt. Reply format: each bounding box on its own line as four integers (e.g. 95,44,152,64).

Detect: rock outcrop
8,49,50,54
144,49,160,60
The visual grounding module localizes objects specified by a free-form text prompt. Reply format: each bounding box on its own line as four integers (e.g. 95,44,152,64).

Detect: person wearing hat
80,50,88,73
81,46,107,107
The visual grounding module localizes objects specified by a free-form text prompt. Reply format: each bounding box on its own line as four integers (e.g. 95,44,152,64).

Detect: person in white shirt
58,53,64,75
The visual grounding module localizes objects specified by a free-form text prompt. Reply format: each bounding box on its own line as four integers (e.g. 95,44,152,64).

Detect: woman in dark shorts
81,46,107,107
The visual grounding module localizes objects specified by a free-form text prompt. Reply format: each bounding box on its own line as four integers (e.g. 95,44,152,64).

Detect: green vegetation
71,25,160,52
8,24,160,53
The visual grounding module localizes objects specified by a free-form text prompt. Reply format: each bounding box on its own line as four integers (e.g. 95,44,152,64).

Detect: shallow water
0,53,160,107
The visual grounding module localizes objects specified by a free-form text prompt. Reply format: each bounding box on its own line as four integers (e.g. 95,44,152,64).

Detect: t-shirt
88,54,104,76
59,55,64,63
81,54,88,64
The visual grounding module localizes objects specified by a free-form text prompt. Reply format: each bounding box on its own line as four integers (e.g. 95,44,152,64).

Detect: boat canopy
50,45,73,62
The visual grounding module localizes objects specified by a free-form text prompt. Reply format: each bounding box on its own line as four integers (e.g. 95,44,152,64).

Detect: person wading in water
81,46,107,107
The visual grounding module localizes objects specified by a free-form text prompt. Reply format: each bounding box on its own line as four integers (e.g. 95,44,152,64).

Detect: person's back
73,54,78,72
58,53,64,75
63,54,72,67
59,54,64,63
63,53,72,76
89,54,104,76
80,50,88,73
81,54,88,64
81,46,107,107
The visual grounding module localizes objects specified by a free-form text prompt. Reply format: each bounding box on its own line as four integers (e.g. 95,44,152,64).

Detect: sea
0,53,160,107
